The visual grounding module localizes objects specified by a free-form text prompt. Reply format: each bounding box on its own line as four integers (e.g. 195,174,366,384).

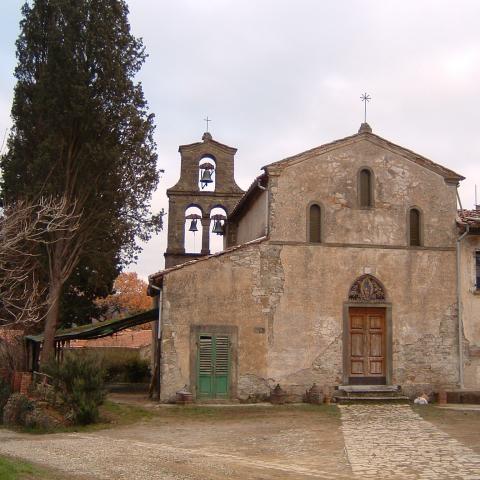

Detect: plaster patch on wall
393,305,459,388
250,244,285,347
238,373,271,401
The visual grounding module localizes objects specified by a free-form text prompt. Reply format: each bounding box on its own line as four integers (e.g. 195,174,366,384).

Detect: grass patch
414,404,479,423
153,403,340,422
0,455,59,480
14,400,340,434
19,400,155,435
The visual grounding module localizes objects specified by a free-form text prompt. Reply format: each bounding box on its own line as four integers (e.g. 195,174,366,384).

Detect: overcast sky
1,1,479,278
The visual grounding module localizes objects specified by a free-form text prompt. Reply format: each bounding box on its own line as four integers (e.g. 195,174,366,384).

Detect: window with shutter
409,208,421,246
359,169,373,207
197,334,230,399
309,204,322,243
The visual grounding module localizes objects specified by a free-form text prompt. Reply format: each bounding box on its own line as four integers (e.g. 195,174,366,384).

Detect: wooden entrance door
349,307,386,385
197,334,230,399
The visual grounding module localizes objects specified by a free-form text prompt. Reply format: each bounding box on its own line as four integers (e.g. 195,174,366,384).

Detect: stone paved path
340,404,480,479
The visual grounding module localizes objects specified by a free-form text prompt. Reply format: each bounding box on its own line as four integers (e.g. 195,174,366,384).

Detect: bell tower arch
165,132,244,268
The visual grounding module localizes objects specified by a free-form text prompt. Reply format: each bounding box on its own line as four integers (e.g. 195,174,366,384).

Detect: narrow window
409,208,421,246
359,169,372,207
476,251,480,290
309,204,322,243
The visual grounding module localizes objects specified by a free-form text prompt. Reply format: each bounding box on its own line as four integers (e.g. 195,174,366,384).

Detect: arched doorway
342,275,392,385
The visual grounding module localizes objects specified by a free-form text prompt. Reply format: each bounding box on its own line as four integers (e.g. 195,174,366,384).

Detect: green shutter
214,335,229,398
197,334,230,399
198,335,213,397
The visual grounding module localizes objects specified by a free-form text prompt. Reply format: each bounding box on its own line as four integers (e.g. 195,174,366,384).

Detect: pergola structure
24,308,159,372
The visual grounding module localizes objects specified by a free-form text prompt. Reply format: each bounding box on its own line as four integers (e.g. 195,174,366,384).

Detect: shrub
125,358,150,383
2,393,33,426
45,353,106,425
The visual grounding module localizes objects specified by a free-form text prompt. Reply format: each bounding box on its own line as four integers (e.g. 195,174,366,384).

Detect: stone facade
151,125,478,402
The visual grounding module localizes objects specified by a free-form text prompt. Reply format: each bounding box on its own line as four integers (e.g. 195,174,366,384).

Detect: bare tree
0,197,81,330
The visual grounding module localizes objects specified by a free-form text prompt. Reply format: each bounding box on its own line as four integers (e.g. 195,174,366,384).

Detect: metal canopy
25,308,159,344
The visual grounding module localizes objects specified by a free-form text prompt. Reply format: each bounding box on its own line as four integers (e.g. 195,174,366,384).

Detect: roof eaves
229,173,267,221
149,236,268,287
262,131,464,182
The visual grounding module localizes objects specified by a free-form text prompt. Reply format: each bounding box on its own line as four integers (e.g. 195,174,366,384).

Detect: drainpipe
456,188,469,389
149,284,163,400
257,179,269,237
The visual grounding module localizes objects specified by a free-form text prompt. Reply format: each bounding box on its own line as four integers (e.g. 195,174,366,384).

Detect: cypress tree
1,0,161,363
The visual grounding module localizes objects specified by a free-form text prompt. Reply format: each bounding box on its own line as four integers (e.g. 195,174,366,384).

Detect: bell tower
164,132,244,268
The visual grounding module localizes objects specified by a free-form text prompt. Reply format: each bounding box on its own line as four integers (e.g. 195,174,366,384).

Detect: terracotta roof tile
457,209,480,227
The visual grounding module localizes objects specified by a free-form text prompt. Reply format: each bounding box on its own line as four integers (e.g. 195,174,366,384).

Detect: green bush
125,358,150,383
105,357,150,383
45,353,106,425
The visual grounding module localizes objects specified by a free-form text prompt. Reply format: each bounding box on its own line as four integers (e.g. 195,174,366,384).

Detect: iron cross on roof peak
204,116,212,133
360,93,371,123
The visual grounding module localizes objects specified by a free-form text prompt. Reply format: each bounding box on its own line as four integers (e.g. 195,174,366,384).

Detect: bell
212,219,224,235
188,219,198,232
200,168,213,188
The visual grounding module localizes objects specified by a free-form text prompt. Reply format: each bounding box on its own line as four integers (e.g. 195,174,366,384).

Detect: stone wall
160,243,270,402
268,244,458,398
160,240,459,400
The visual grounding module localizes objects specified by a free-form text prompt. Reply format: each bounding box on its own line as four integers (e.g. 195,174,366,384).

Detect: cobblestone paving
340,404,480,480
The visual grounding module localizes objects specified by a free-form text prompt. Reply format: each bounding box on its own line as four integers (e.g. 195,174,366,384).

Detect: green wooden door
197,334,230,399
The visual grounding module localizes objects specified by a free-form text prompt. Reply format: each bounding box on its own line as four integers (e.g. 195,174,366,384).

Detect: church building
148,124,480,402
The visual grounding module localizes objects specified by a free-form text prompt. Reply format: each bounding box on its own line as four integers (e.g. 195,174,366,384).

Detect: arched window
209,206,227,254
359,168,373,208
409,208,421,246
308,204,322,243
184,206,203,253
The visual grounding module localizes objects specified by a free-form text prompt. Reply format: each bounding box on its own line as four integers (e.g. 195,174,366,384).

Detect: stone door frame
342,302,392,385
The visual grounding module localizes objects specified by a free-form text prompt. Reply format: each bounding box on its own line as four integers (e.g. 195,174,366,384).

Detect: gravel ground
0,404,350,479
1,400,480,480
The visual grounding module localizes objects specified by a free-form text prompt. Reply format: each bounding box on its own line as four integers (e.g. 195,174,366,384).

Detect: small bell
212,219,224,235
188,218,198,232
200,168,213,188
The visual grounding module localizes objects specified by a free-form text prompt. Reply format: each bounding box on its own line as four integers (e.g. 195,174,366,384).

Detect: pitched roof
178,132,237,154
263,126,464,183
229,173,267,221
148,236,267,290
